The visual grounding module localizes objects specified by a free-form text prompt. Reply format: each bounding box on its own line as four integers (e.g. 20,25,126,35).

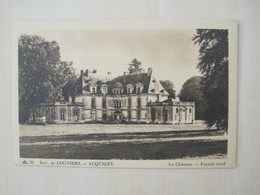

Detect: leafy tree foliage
128,58,142,74
19,34,76,122
193,29,228,130
160,80,176,99
179,76,206,120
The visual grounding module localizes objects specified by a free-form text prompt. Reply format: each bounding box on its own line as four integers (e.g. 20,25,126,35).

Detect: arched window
176,108,179,114
60,109,66,121
189,108,192,113
73,109,80,121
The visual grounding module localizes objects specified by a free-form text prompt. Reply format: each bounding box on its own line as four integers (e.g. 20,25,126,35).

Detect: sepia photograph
13,20,237,168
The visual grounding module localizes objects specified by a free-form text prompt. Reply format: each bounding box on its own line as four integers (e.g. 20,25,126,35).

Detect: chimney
148,67,153,75
84,69,89,77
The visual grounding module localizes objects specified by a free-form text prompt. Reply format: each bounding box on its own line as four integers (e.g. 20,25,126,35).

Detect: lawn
19,125,227,160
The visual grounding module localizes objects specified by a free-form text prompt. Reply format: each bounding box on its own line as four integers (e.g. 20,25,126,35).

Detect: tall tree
128,58,142,74
193,29,228,130
19,34,76,122
160,80,176,99
179,76,207,120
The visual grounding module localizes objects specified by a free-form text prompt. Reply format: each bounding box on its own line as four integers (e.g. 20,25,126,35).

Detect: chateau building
36,67,195,124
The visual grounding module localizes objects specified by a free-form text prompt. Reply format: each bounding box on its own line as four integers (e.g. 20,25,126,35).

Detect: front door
114,110,122,122
181,110,186,123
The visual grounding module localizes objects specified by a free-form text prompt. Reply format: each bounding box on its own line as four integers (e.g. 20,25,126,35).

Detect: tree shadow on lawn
20,139,227,160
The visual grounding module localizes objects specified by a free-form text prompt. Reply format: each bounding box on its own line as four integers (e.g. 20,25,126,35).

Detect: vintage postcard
13,20,237,168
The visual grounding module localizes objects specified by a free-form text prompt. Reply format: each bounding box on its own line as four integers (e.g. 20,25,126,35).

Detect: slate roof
108,73,151,94
74,70,168,95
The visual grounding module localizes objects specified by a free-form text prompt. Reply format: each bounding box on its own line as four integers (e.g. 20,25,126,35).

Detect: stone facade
33,67,195,124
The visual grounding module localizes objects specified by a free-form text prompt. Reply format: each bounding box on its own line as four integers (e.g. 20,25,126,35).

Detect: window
189,108,192,113
137,87,141,94
135,83,143,94
114,100,121,108
102,114,107,120
91,98,96,109
73,109,78,116
92,88,96,93
176,108,179,113
126,84,133,94
102,87,107,94
128,98,131,107
137,98,141,108
137,110,141,120
163,109,168,122
128,110,131,120
60,110,65,121
113,89,119,95
102,99,106,109
73,109,80,121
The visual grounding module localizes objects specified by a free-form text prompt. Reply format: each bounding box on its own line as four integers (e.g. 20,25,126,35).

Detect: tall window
128,98,131,107
60,110,65,121
137,98,141,108
91,98,96,109
102,99,106,109
163,109,168,122
73,109,78,116
73,109,80,121
92,88,96,93
102,114,107,120
137,110,141,120
128,110,131,120
176,108,179,113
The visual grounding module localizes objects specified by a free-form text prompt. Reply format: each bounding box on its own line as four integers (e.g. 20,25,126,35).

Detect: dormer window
112,82,123,95
137,87,141,94
90,84,97,94
113,89,122,95
135,82,143,94
101,84,108,95
126,84,134,94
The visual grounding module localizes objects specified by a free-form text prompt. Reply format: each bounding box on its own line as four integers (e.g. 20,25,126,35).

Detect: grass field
19,124,227,160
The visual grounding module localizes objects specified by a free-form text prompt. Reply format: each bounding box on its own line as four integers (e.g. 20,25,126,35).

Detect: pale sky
23,28,201,93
